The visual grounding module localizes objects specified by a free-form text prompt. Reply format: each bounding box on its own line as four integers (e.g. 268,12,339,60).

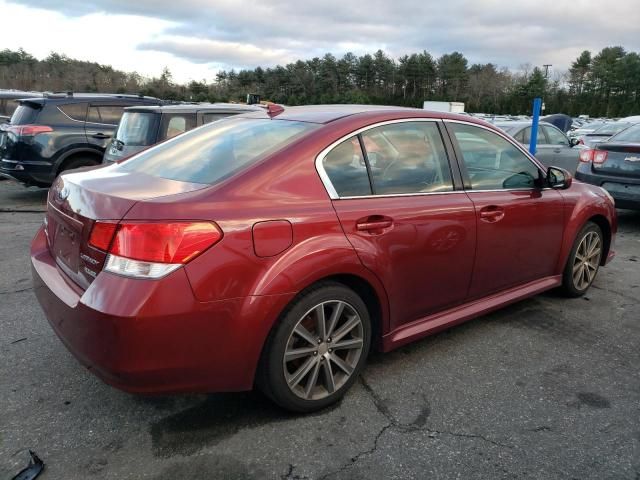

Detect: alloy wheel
283,300,364,400
572,231,602,291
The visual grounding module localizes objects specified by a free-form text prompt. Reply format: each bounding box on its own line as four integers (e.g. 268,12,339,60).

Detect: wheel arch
56,148,103,175
587,214,612,266
252,271,388,391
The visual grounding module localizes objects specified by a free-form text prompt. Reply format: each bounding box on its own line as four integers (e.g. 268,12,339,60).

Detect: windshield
577,122,605,131
119,117,319,184
592,122,631,136
609,124,640,143
115,112,159,146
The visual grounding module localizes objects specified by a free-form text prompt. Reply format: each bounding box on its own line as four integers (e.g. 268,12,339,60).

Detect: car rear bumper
575,166,640,210
31,226,290,394
0,159,54,186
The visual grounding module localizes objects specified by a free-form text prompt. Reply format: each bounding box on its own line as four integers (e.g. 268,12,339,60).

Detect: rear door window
543,125,569,146
88,105,126,125
521,127,547,145
59,103,88,122
361,122,453,195
160,114,197,140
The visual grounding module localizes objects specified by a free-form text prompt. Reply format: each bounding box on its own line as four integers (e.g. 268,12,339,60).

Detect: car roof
0,90,42,100
23,93,160,105
495,120,559,130
123,103,264,114
235,104,480,124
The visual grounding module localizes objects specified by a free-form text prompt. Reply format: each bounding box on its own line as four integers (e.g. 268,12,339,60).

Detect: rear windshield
119,117,318,184
593,122,631,135
10,104,40,125
115,112,159,146
609,124,640,143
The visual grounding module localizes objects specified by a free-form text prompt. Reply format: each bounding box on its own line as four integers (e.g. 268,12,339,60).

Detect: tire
258,282,372,413
560,221,604,297
58,156,99,175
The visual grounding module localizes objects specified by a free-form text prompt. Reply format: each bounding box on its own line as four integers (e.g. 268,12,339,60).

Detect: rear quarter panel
122,128,392,332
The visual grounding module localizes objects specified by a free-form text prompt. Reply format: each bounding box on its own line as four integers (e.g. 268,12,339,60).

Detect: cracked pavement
0,181,639,479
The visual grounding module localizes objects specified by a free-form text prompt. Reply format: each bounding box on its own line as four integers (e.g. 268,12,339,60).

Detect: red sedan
31,105,617,412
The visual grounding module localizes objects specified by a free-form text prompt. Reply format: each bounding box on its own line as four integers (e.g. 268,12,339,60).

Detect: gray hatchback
103,103,263,163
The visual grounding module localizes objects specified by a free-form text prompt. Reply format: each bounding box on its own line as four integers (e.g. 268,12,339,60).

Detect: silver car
495,121,584,172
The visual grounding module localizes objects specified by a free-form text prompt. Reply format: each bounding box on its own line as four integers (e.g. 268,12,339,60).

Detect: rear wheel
561,222,603,297
58,156,100,175
258,283,371,413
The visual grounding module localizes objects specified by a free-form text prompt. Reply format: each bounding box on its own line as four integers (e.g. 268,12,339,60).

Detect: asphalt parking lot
0,180,638,480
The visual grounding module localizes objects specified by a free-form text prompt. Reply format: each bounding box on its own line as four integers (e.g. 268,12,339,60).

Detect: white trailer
422,101,465,113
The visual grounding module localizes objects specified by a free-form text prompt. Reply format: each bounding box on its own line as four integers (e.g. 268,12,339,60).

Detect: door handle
92,133,111,139
356,215,393,234
553,148,562,153
479,206,505,223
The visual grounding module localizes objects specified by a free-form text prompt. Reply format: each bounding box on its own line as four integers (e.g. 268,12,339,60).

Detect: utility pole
542,64,552,114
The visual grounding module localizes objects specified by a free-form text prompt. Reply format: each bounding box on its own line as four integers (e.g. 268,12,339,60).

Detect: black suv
103,103,263,163
0,93,160,186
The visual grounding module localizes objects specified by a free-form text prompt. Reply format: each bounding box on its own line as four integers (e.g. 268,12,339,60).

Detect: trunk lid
46,165,208,289
592,143,640,179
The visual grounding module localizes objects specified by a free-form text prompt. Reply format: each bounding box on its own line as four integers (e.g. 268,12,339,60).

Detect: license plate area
48,203,84,274
53,223,80,272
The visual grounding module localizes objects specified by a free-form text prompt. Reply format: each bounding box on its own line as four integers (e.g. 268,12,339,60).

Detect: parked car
495,121,582,172
0,90,42,123
0,92,160,186
103,103,262,163
575,123,640,210
578,121,635,148
568,121,607,140
31,105,616,412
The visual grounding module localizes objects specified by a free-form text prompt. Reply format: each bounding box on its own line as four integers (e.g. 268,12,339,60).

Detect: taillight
89,221,118,251
593,150,608,164
579,149,608,165
89,221,222,279
8,125,53,136
579,149,594,163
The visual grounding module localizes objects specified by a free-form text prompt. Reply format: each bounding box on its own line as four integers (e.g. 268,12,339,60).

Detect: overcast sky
3,0,639,83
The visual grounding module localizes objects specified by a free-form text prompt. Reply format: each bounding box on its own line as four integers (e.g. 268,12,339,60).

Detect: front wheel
258,283,371,413
561,222,603,297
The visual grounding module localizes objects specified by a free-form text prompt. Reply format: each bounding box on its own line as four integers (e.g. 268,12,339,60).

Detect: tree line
1,46,639,117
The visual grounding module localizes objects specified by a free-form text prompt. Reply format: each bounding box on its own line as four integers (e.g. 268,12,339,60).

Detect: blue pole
529,97,542,155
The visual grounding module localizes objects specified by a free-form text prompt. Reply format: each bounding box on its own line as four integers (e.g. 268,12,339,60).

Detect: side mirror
547,166,572,190
570,137,580,147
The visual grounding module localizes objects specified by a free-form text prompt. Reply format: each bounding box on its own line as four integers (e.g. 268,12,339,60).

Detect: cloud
138,37,294,68
4,0,640,79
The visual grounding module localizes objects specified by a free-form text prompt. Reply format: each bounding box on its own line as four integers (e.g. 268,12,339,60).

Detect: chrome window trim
56,105,86,124
315,117,444,200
